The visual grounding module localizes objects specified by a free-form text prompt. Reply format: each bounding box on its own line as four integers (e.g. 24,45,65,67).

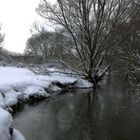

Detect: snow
12,129,26,140
0,108,26,140
4,90,23,107
0,66,92,108
0,67,33,91
51,73,77,84
75,78,93,88
0,108,13,140
0,93,5,108
22,85,49,99
0,66,92,140
0,66,80,108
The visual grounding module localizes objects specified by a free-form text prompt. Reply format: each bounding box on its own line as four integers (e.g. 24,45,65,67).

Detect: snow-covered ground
0,108,13,140
0,107,25,140
0,66,92,109
0,66,92,140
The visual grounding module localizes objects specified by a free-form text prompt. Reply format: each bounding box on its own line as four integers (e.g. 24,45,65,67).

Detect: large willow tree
37,0,138,82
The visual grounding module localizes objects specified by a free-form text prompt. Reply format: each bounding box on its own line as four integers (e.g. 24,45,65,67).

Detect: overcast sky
0,0,55,53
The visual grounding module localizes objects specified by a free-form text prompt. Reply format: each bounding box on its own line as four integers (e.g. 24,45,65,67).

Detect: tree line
0,0,139,84
25,0,140,83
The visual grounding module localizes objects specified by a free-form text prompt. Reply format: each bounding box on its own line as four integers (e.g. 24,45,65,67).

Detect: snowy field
0,66,92,140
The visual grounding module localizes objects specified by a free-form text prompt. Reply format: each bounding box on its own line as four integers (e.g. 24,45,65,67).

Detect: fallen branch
93,65,110,86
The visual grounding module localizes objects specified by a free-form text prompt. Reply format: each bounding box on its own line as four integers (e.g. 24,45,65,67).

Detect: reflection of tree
38,90,96,140
34,87,135,140
65,90,97,140
40,94,82,140
63,83,134,140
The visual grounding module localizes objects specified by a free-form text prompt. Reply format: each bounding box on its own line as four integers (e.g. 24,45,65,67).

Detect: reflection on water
14,78,140,140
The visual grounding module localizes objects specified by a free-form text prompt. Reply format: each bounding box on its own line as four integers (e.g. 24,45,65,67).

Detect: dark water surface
14,78,140,140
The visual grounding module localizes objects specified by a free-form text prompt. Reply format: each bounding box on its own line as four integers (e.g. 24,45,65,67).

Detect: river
13,77,140,140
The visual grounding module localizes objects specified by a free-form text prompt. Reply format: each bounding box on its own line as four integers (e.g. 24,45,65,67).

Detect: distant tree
25,28,74,64
0,25,6,61
37,0,138,82
0,25,4,50
0,26,4,46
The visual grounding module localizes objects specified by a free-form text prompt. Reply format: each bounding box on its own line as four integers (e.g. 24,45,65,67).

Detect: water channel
13,77,140,140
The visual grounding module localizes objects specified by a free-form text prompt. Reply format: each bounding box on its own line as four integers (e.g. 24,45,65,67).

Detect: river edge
0,66,93,140
3,86,93,140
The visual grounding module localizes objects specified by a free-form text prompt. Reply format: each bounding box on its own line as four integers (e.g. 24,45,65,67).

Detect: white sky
0,0,56,53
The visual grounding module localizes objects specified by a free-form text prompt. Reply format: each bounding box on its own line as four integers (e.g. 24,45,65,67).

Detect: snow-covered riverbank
0,66,92,140
0,108,25,140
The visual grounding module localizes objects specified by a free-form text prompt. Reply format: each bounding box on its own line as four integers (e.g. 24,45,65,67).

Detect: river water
13,77,140,140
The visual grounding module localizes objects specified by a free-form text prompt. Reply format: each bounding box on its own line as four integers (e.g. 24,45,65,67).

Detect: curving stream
13,78,140,140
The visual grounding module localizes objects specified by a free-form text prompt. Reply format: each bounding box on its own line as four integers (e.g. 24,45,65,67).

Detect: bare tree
0,25,6,61
107,1,140,83
37,0,137,82
0,25,4,48
26,28,74,63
